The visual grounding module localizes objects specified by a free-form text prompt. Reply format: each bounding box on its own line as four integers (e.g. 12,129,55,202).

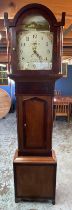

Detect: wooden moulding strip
13,150,57,164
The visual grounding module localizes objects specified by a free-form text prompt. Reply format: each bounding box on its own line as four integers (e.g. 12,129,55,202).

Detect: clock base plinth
13,150,57,204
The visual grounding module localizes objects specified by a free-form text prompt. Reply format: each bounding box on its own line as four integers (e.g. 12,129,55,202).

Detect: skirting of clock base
13,150,57,204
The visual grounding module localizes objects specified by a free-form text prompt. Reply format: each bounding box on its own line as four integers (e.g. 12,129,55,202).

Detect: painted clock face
16,15,53,70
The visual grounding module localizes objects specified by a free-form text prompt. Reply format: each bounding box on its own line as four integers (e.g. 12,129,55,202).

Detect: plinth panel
13,150,57,204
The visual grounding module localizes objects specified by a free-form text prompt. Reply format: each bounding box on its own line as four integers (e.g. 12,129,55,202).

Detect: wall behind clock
55,65,72,96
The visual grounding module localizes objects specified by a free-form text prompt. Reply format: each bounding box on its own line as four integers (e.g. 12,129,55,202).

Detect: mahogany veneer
13,150,57,204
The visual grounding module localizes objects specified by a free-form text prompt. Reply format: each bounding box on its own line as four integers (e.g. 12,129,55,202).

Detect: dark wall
55,65,72,96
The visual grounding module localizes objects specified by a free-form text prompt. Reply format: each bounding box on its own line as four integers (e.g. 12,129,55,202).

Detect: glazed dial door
16,15,53,70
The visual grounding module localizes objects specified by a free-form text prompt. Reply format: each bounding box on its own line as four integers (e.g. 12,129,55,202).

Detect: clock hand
33,50,42,61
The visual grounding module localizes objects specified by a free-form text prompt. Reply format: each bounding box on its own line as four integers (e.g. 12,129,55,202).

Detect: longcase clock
4,3,65,204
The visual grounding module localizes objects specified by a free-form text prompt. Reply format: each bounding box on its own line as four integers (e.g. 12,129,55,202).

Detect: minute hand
33,50,42,61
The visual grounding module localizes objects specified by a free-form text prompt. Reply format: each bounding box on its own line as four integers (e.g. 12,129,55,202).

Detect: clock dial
16,15,53,70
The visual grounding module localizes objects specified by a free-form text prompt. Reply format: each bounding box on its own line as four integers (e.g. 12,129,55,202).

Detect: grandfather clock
4,4,65,204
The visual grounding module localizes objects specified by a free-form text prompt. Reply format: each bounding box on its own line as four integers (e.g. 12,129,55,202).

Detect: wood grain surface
0,88,11,119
